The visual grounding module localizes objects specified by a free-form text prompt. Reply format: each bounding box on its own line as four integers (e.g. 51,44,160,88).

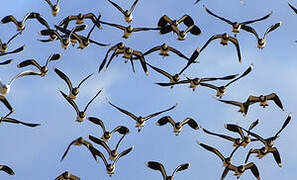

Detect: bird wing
263,22,282,39
270,147,282,167
112,126,130,135
60,138,79,161
59,90,80,115
146,161,167,179
0,59,13,65
108,101,138,121
7,31,22,45
0,165,14,175
9,70,41,85
77,73,93,88
201,74,238,82
146,63,172,80
200,34,222,52
143,103,178,121
218,99,243,108
83,89,102,112
0,45,25,56
241,11,273,25
171,163,190,176
225,64,253,87
228,36,242,63
200,82,218,90
1,117,40,127
180,118,199,130
54,68,73,92
197,141,226,162
245,163,260,180
202,127,236,142
289,3,297,14
266,93,284,110
221,167,229,180
241,25,259,40
88,135,111,154
114,146,134,164
88,146,108,166
203,6,233,25
87,117,106,132
107,0,125,14
156,116,175,127
0,15,17,25
0,96,13,113
225,124,244,139
274,112,292,138
130,0,139,12
158,15,171,27
168,46,189,60
17,59,42,71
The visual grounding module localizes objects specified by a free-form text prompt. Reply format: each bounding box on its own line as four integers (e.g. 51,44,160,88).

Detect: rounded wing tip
288,112,292,117
196,140,201,145
155,121,160,126
250,63,254,69
278,21,282,25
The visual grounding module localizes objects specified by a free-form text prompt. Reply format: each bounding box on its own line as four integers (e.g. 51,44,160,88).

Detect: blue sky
0,0,296,179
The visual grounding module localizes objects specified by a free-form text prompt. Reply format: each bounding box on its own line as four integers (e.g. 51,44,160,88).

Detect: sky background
0,0,296,179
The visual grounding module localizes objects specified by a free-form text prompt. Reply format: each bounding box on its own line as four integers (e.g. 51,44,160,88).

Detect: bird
203,5,272,34
107,0,139,23
59,13,102,29
197,141,260,180
60,137,98,162
197,141,242,168
141,43,190,61
288,3,297,14
87,117,129,141
146,63,181,88
104,47,148,75
158,15,195,34
243,113,292,167
247,93,284,111
222,163,260,180
241,21,282,49
200,64,253,98
90,145,134,176
146,161,190,180
99,21,160,39
224,119,260,147
156,116,199,136
0,12,50,31
99,42,126,72
199,33,242,63
0,116,40,127
0,70,42,95
108,101,177,132
156,74,238,92
44,0,60,17
59,89,102,122
0,165,14,175
17,53,62,77
0,30,23,53
54,67,93,100
55,171,80,180
55,21,109,49
172,24,201,40
0,96,14,118
89,134,128,160
0,45,25,57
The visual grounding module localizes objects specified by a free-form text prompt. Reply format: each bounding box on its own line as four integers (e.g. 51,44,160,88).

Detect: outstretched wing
180,118,199,130
54,68,73,92
107,0,125,14
87,117,106,132
1,117,40,127
143,103,177,121
274,112,292,138
108,101,138,121
266,93,284,111
197,141,226,163
146,161,167,179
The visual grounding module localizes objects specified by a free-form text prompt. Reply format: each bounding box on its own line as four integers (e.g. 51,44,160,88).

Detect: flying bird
156,74,238,92
107,0,139,23
59,13,102,29
44,0,60,16
100,21,159,39
0,45,25,57
59,89,102,122
87,117,129,141
17,54,61,77
243,113,292,167
200,64,253,98
108,101,177,132
158,15,195,33
156,116,199,136
99,42,126,72
203,5,272,34
241,21,282,49
247,93,284,110
0,12,50,31
199,33,242,63
91,145,134,176
54,67,93,100
146,161,190,180
60,137,98,162
288,3,297,14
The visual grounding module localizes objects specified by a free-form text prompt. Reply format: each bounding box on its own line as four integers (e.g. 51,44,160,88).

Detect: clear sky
0,0,296,179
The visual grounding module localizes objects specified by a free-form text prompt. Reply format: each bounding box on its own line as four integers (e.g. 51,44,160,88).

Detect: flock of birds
0,0,296,179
